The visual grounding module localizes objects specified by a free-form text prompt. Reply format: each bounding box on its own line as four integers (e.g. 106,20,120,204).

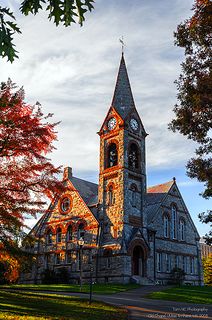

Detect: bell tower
98,54,147,246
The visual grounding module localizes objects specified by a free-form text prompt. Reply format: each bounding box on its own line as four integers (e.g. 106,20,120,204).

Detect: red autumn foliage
0,79,64,247
0,244,20,283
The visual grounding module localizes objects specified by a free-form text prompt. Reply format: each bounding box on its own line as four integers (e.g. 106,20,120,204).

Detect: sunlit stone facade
21,55,203,285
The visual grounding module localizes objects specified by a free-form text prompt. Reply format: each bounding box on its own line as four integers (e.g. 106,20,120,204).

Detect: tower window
128,143,139,170
108,185,114,205
131,184,137,207
107,143,118,168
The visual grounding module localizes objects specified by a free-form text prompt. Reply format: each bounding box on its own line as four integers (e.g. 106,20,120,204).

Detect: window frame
163,214,169,238
56,227,62,243
156,252,162,272
179,218,185,241
46,229,53,245
171,205,177,239
107,142,118,168
66,224,73,241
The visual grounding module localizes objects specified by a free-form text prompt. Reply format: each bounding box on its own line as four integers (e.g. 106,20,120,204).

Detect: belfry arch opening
132,246,144,276
128,143,139,170
107,143,118,168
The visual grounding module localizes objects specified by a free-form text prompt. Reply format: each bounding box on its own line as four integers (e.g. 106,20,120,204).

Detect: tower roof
111,54,135,119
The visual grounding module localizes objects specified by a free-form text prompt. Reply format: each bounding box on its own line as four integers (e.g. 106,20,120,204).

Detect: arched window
171,205,177,239
46,229,53,245
67,225,73,241
108,185,114,206
131,185,137,207
61,197,71,212
128,143,139,170
163,215,169,238
107,143,118,168
56,227,62,243
179,219,185,241
78,223,85,239
103,249,112,269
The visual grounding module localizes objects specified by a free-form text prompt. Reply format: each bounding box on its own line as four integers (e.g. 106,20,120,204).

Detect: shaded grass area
0,283,139,294
0,290,127,320
147,286,212,304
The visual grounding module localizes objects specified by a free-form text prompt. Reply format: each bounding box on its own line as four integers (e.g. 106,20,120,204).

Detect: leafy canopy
169,0,212,199
0,0,95,62
0,79,64,252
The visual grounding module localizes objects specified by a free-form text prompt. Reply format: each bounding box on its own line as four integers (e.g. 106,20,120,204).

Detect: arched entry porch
132,246,144,276
128,239,149,277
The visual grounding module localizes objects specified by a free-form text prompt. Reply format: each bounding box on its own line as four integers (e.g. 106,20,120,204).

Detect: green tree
169,0,212,199
199,210,212,245
0,0,94,62
202,254,212,285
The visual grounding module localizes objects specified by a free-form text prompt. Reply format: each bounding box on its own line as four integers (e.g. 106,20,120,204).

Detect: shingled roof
111,54,135,119
145,180,174,223
70,176,98,206
146,180,173,205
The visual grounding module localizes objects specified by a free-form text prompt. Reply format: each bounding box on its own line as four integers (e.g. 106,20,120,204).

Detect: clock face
130,118,139,131
108,117,117,130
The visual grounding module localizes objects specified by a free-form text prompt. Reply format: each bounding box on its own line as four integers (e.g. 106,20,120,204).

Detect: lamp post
78,237,84,292
89,265,94,304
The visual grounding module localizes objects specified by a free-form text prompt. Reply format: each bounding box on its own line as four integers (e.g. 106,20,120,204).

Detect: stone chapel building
22,54,203,285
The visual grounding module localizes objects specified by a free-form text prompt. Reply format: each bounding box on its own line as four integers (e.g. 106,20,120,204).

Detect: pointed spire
111,54,135,119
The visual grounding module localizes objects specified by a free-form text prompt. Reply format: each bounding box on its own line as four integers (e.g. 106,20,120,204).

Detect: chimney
63,167,72,180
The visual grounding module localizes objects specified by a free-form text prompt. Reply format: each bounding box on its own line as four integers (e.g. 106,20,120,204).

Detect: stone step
131,275,155,285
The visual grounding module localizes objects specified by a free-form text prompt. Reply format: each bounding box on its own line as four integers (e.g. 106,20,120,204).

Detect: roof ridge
147,180,173,190
71,175,98,187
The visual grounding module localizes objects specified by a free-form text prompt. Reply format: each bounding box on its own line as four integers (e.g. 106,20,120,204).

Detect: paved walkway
44,286,212,320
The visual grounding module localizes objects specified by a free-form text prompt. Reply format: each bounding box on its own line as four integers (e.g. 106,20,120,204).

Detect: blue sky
1,0,211,236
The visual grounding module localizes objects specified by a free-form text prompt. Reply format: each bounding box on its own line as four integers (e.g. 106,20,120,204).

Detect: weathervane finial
119,36,126,55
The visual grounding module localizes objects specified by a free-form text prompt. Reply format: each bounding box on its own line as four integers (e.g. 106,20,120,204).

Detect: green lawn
147,286,212,304
0,290,127,320
0,283,139,294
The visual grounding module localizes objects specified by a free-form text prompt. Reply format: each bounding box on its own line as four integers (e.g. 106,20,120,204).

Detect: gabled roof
145,180,174,223
147,180,173,194
70,176,98,206
146,180,173,206
111,54,136,119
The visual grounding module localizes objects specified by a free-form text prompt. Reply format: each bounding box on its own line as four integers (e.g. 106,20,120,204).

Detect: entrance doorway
132,246,144,276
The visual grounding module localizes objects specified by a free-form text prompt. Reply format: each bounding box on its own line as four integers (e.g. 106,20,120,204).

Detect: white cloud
2,0,209,234
0,0,196,172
